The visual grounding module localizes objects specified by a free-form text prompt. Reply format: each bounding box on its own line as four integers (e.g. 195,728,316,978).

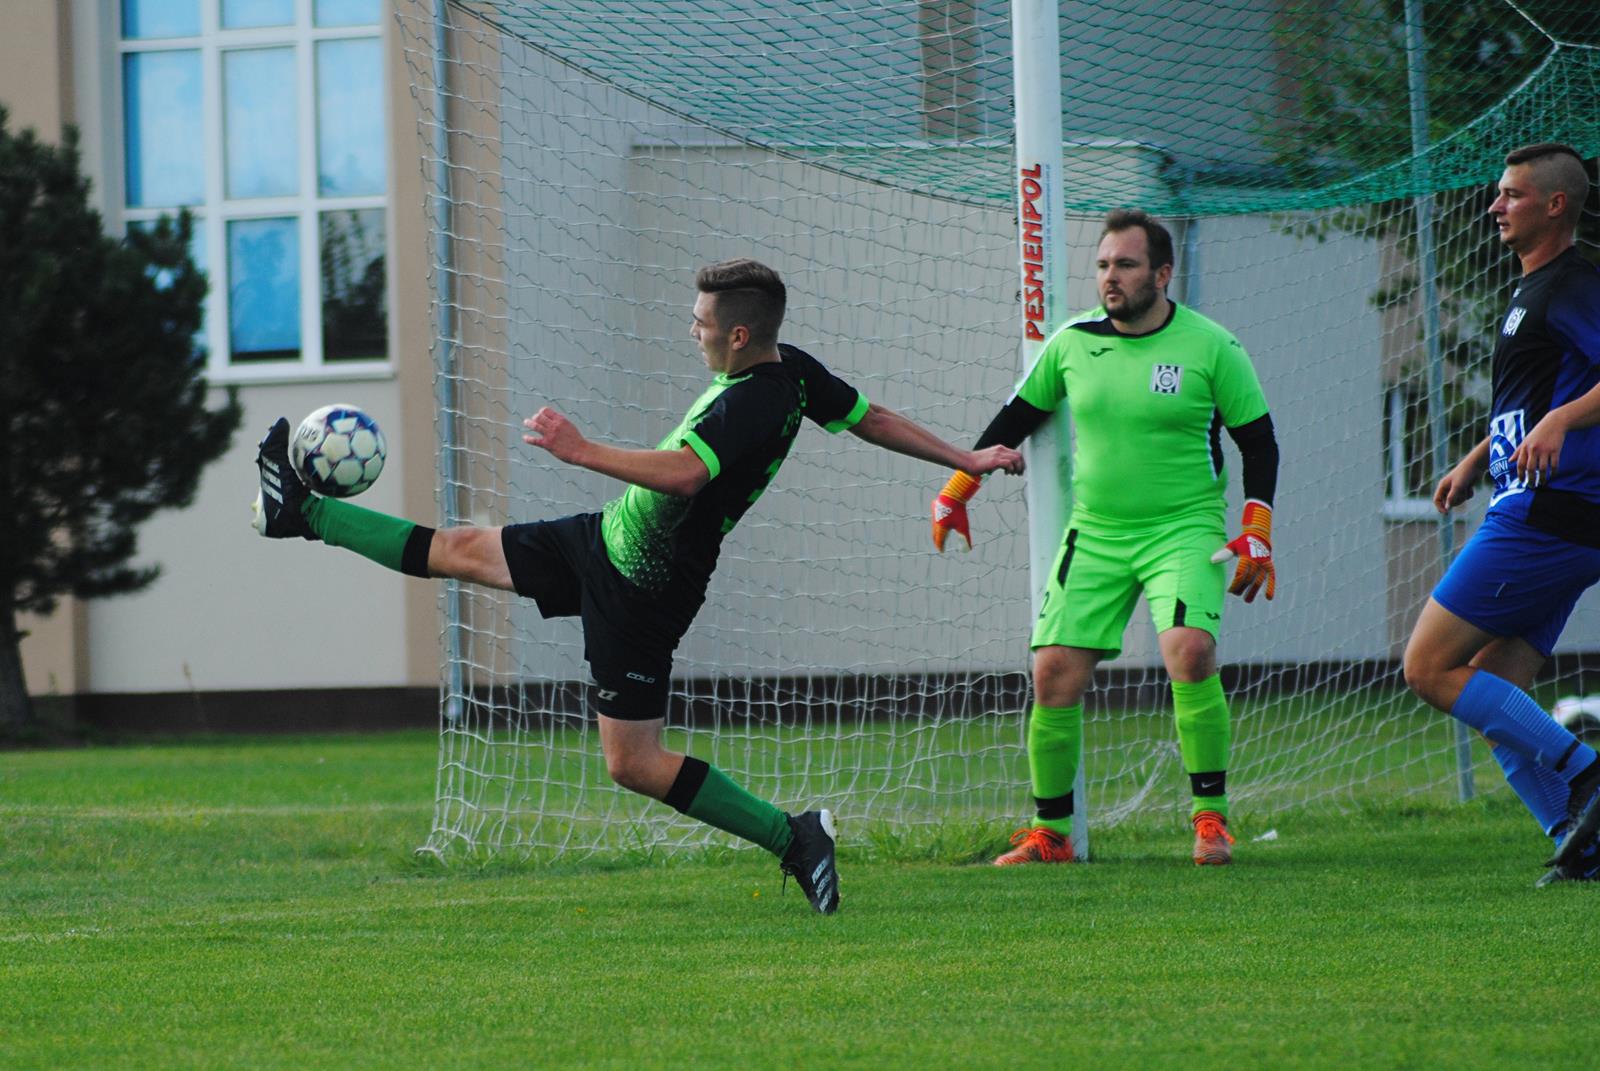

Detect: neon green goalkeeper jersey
1015,302,1269,526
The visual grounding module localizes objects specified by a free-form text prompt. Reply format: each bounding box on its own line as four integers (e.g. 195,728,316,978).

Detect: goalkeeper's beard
1104,278,1159,323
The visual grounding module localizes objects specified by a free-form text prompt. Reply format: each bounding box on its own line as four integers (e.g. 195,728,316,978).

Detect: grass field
4,730,1599,1070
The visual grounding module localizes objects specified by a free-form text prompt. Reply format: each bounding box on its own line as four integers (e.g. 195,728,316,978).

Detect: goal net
398,0,1600,860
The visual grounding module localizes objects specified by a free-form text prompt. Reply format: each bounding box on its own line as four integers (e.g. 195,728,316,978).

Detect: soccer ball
1553,696,1600,744
290,404,387,497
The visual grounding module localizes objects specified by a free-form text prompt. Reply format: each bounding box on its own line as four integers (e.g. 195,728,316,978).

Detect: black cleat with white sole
780,809,839,914
1548,760,1600,869
251,417,318,540
1537,836,1600,887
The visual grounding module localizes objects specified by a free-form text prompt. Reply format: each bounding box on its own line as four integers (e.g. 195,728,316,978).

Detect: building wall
12,1,443,706
8,0,87,705
12,2,1599,714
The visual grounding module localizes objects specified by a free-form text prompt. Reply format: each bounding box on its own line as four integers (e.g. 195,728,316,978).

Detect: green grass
3,730,1598,1070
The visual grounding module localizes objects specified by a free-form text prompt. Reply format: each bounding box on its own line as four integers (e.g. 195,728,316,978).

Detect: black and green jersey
601,343,869,591
1016,302,1269,527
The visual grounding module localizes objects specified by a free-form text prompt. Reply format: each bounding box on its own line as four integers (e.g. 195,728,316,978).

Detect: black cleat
780,809,840,915
251,418,318,540
1548,760,1600,868
1538,838,1600,887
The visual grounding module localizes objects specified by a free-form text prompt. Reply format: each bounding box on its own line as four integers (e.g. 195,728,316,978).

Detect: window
1383,383,1438,520
116,0,388,380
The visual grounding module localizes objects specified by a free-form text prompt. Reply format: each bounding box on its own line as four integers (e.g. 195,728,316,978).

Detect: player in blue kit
1403,143,1600,885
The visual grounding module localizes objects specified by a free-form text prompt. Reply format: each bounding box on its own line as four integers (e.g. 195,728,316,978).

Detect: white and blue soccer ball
1554,696,1600,744
290,404,387,497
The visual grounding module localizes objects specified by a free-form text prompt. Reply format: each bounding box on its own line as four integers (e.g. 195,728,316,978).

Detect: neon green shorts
1030,516,1228,656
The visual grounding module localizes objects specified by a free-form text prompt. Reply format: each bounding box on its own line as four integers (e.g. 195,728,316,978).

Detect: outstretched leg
601,714,838,913
253,417,512,588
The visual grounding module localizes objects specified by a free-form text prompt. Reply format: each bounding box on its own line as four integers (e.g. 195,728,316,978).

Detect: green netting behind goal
399,0,1600,861
442,0,1599,211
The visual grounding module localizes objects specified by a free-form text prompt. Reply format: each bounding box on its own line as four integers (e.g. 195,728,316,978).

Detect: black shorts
500,513,705,720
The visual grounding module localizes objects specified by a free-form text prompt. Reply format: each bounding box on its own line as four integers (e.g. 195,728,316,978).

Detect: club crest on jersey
1150,364,1183,395
1502,306,1527,336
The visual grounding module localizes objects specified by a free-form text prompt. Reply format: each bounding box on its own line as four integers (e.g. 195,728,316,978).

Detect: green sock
1173,675,1231,818
677,761,793,857
1028,702,1082,836
304,497,424,574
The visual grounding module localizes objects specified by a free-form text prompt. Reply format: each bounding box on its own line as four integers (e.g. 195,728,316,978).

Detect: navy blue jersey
1484,247,1600,546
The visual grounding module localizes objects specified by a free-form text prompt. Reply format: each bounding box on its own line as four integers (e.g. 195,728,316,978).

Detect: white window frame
1382,383,1442,521
107,0,393,385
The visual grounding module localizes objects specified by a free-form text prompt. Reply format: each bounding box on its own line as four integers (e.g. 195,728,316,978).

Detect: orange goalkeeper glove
1210,499,1275,602
932,470,983,552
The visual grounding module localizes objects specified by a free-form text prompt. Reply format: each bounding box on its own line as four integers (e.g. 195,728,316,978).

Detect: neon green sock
1173,675,1230,818
682,764,793,856
304,497,420,574
1028,702,1082,836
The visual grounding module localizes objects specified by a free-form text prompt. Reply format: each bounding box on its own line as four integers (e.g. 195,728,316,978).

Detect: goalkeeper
932,209,1279,866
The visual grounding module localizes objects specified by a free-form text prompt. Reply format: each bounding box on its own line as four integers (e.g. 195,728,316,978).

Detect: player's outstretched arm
924,395,1052,552
846,402,1024,554
1434,437,1489,513
848,403,1024,476
523,406,709,497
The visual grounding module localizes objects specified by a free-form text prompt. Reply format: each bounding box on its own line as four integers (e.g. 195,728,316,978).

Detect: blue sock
1490,741,1571,838
1451,671,1597,782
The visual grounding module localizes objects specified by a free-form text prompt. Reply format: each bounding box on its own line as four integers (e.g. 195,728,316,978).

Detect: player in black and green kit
251,259,1023,912
931,210,1280,866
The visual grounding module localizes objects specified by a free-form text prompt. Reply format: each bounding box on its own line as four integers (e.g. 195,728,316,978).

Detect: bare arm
523,407,709,497
849,403,1024,476
1434,436,1490,514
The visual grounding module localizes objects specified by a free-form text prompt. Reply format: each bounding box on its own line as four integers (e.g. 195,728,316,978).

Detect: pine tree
0,108,241,733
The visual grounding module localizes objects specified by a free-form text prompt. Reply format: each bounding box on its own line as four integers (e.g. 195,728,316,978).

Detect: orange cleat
993,826,1075,866
1192,810,1235,866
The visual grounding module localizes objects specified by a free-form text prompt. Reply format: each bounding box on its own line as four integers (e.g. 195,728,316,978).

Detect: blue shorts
1432,510,1600,657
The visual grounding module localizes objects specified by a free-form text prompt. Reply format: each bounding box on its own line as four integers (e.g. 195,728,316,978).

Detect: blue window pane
123,51,203,207
315,0,380,27
321,209,387,360
225,48,299,199
222,0,294,29
229,217,301,361
316,39,386,196
122,0,199,39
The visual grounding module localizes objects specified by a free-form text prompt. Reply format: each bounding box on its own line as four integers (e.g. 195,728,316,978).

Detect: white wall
81,383,414,692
